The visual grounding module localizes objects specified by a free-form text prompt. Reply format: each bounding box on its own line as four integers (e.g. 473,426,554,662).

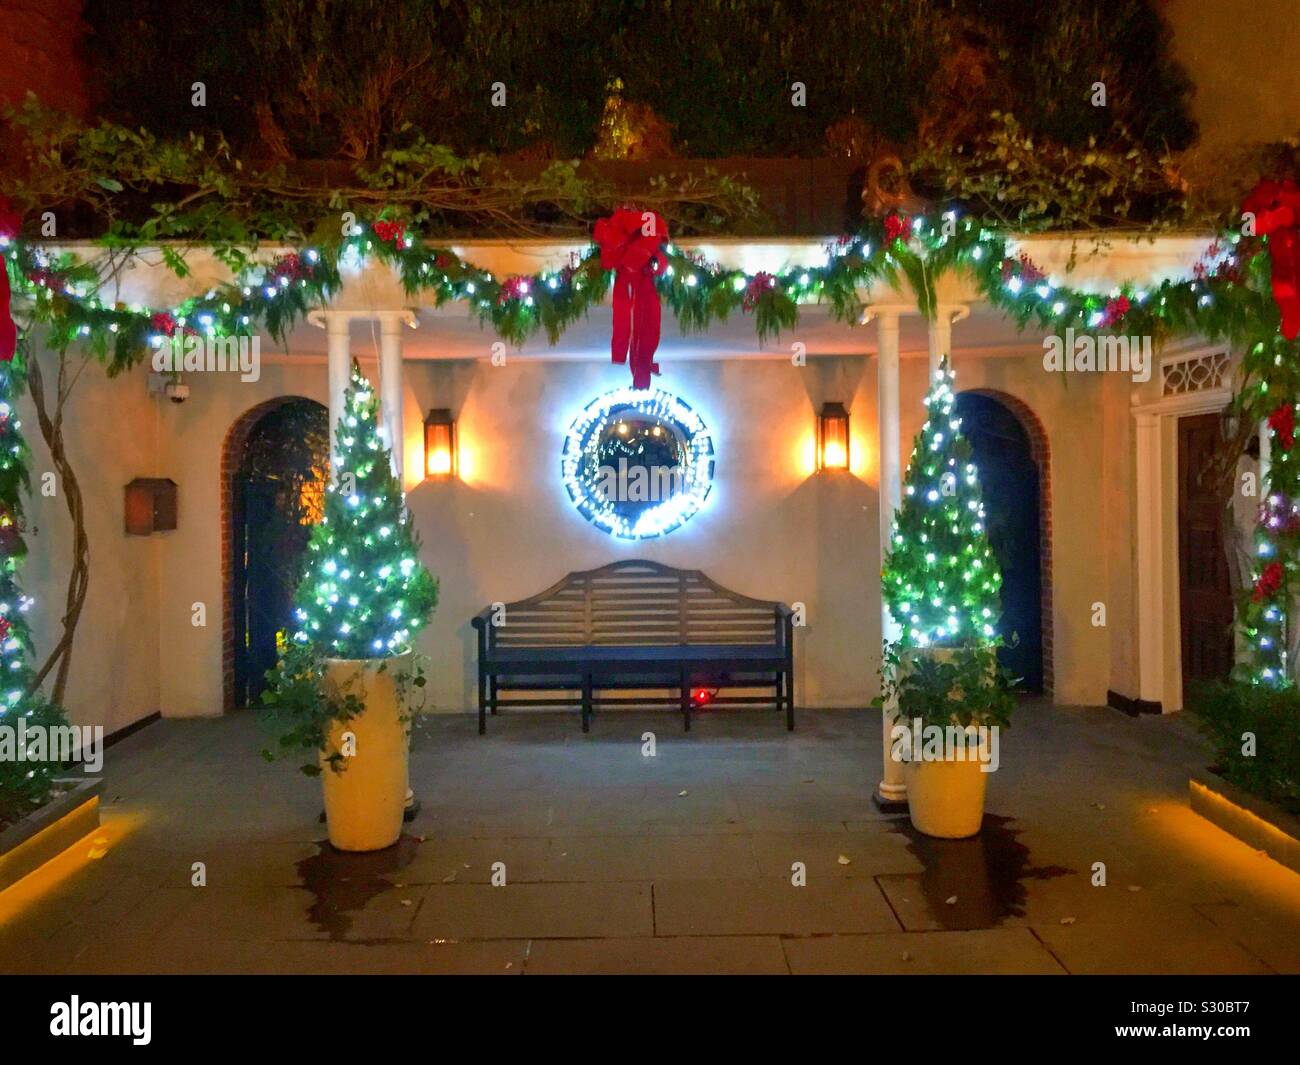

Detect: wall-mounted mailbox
125,478,178,535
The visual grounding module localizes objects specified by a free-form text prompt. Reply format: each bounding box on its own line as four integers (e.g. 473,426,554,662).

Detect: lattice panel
1162,349,1229,396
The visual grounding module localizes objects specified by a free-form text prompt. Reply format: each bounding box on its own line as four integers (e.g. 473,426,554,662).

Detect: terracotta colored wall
0,0,88,116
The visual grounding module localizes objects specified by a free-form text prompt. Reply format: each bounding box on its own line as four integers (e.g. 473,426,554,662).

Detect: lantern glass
424,410,456,479
817,402,850,471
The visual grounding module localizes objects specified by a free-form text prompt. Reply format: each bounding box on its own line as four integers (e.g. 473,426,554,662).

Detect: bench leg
681,670,691,732
489,675,499,715
478,668,487,735
785,668,795,731
581,673,592,733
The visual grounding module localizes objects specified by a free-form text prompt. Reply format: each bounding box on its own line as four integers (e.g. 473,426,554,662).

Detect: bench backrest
486,560,784,649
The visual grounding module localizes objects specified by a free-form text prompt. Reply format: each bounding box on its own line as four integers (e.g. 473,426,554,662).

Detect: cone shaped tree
291,362,437,658
882,358,1003,648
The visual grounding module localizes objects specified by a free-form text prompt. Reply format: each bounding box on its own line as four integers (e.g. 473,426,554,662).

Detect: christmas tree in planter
292,361,438,657
266,360,437,852
878,357,1013,839
882,358,1003,649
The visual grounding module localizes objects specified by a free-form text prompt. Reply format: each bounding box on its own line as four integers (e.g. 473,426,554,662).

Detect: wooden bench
471,560,795,733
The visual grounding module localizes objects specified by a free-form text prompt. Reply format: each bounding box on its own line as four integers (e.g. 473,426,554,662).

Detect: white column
378,313,406,481
1134,411,1164,703
927,304,970,380
875,310,906,805
308,310,353,474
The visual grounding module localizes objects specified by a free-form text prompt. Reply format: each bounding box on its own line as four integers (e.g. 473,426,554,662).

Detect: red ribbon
1243,179,1300,340
0,196,19,363
594,208,668,389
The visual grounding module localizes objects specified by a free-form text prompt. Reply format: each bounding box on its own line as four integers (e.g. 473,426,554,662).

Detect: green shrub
0,696,74,831
875,642,1017,732
1189,682,1300,816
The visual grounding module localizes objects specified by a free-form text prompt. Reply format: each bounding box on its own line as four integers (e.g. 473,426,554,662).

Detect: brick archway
220,395,319,711
963,388,1054,696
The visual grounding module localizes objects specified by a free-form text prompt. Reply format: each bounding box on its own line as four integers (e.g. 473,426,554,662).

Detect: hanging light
423,409,457,479
817,402,850,472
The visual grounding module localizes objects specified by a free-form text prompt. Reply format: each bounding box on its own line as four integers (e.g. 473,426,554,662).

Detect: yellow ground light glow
0,806,143,929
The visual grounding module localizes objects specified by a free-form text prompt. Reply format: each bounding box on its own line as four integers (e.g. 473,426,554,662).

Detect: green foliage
0,696,72,829
80,1,1193,161
912,111,1196,232
1189,682,1300,815
876,643,1017,732
0,345,72,830
4,98,761,246
292,363,438,659
258,641,427,777
882,358,1003,648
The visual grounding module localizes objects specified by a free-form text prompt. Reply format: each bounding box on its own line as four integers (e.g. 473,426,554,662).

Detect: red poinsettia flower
1253,560,1285,602
1268,403,1296,450
151,312,178,337
373,220,407,244
1000,252,1045,286
742,272,777,312
883,213,911,245
495,275,531,305
1100,295,1131,328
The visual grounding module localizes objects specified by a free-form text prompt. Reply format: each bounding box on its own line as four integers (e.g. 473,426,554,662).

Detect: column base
872,785,909,814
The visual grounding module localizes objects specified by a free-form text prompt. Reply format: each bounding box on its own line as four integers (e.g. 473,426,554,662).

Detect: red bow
0,196,19,363
594,208,668,389
1243,179,1300,340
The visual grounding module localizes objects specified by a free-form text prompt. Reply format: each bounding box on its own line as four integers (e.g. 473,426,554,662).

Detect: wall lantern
817,402,850,472
424,409,457,479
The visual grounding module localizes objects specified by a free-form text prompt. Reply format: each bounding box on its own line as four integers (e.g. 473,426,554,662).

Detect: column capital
307,309,419,332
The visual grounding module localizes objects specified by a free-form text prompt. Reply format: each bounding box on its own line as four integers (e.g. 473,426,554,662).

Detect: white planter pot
320,651,411,852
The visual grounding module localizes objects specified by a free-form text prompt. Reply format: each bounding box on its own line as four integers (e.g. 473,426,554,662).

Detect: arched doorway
223,398,329,708
955,391,1048,692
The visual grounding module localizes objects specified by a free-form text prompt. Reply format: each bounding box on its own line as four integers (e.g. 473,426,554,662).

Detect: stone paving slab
525,935,790,974
782,928,1069,975
412,882,655,940
748,829,922,878
540,834,760,881
653,877,901,936
1030,909,1274,975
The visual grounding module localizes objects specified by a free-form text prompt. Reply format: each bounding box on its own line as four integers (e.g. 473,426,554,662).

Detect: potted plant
878,641,1014,838
260,362,437,852
875,358,1014,838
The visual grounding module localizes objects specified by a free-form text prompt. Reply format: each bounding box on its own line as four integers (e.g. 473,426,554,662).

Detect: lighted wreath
561,387,714,539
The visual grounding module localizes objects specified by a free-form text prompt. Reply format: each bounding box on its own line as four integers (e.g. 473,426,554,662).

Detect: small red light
691,688,713,706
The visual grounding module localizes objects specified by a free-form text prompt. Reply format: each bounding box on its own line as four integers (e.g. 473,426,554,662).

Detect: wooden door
1178,413,1234,684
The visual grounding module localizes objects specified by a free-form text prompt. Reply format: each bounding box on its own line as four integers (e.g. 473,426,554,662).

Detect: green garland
4,202,1296,684
0,339,73,828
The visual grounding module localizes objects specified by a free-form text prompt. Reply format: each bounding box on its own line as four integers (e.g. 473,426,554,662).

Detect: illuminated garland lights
883,358,1002,649
562,387,714,539
292,362,438,658
0,340,71,825
4,200,1299,682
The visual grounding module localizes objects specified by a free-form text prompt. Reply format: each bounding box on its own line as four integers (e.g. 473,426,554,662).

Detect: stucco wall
18,345,1138,727
18,343,161,734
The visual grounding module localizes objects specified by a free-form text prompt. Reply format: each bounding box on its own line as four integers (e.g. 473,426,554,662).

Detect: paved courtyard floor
2,700,1299,974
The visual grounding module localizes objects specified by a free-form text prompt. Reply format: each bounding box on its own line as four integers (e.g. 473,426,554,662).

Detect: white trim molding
1132,344,1234,711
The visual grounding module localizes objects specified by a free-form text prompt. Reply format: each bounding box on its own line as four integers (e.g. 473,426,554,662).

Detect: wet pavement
1,701,1298,974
